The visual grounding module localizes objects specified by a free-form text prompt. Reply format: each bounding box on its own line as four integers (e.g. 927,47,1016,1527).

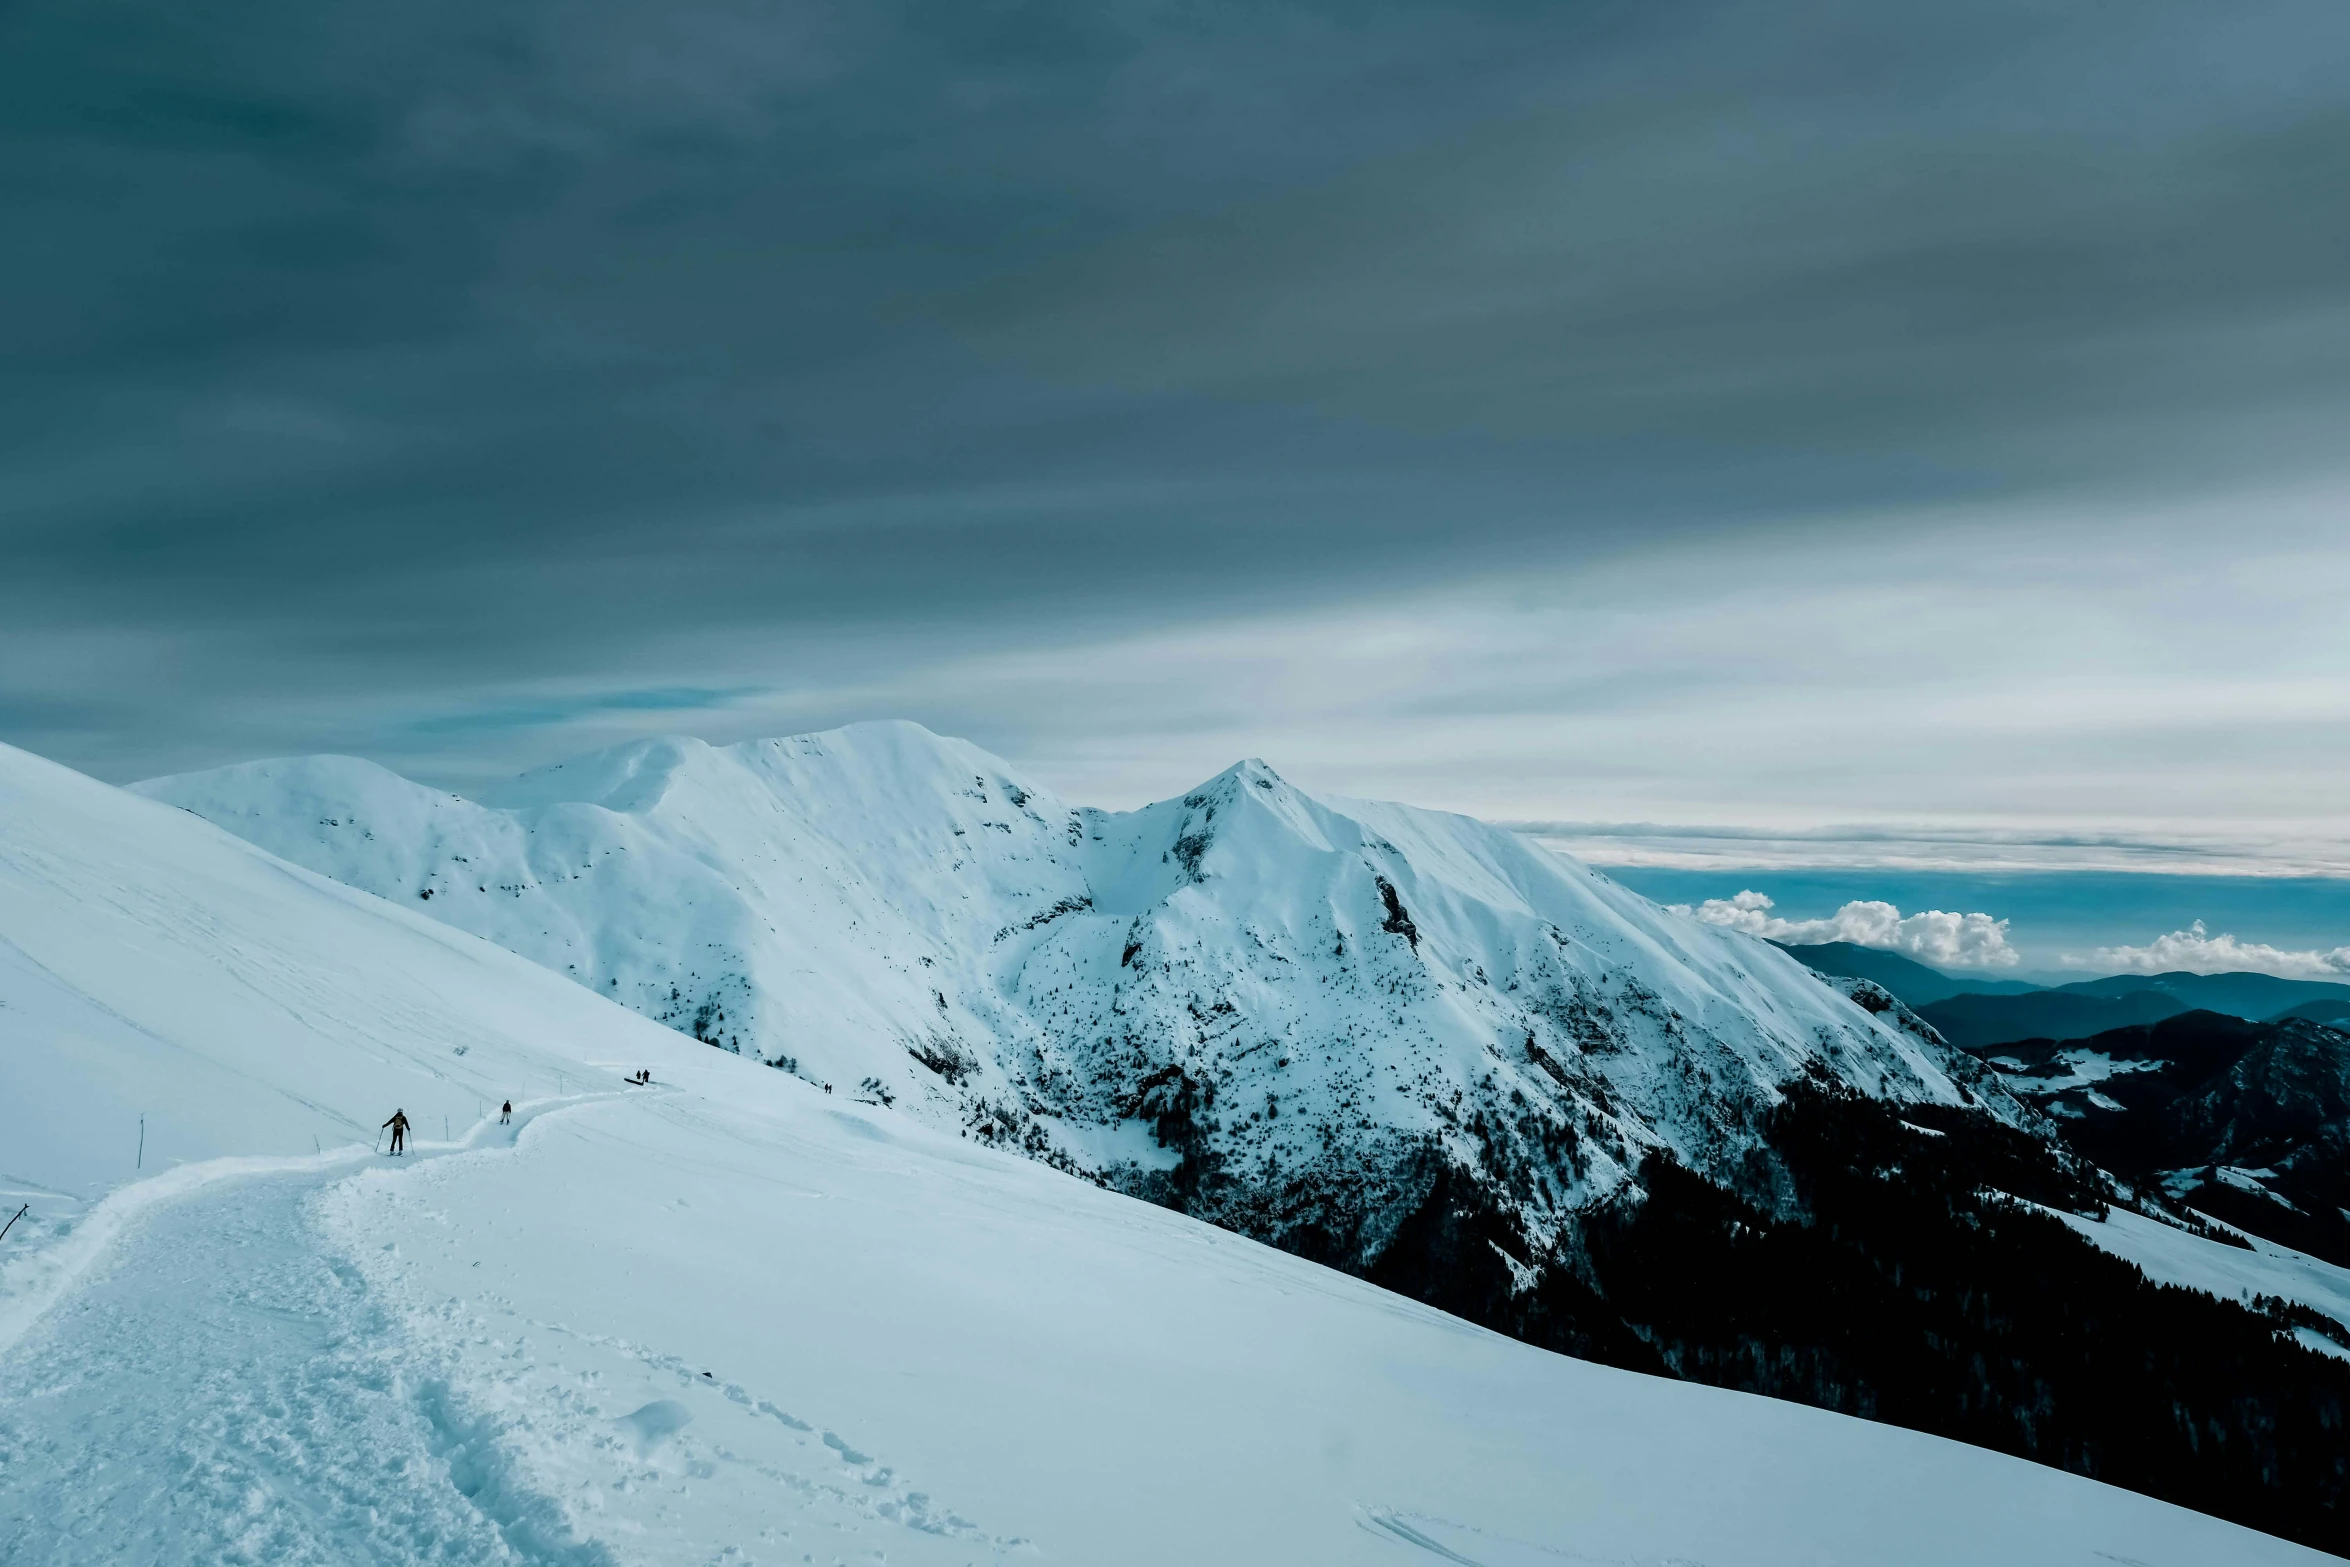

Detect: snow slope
2059,1204,2350,1340
0,738,722,1345
0,736,2323,1562
138,723,2015,1261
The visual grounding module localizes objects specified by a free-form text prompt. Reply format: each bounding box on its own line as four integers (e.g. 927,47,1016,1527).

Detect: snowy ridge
140,722,2016,1261
2,738,2330,1563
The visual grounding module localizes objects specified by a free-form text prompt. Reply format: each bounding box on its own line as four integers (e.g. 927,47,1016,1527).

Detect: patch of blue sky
1604,867,2350,979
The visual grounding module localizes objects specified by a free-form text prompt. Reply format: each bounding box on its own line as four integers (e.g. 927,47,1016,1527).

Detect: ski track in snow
0,1099,1017,1567
368,1299,1023,1564
0,1105,607,1566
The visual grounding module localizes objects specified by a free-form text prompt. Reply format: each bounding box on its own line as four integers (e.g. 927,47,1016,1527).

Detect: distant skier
500,1100,512,1125
383,1108,409,1156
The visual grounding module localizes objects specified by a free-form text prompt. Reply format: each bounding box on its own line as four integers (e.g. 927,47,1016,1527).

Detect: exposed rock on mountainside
1812,973,1960,1057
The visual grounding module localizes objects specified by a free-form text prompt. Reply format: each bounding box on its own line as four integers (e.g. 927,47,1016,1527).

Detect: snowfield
2058,1203,2350,1343
0,737,2333,1562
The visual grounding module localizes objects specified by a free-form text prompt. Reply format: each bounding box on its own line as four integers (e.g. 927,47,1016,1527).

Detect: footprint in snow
821,1429,873,1465
616,1397,693,1457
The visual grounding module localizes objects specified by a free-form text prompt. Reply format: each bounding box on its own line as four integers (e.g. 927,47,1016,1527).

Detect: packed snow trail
0,1104,612,1566
321,1086,2332,1567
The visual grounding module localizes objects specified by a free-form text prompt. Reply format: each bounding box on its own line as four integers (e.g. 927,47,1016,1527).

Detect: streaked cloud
403,687,764,737
1,0,2346,915
1515,824,2350,878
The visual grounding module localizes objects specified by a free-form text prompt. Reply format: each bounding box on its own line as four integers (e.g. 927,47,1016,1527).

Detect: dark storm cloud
3,0,2348,780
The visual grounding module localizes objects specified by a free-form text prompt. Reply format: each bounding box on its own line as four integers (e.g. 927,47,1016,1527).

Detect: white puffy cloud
2084,920,2350,980
1671,890,2020,969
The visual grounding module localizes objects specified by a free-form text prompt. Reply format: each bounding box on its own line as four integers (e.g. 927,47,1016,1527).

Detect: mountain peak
476,734,720,812
142,726,2005,1251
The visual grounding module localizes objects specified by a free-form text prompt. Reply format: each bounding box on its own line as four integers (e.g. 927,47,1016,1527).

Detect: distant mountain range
1771,942,2043,1007
1917,989,2202,1050
2279,996,2350,1027
2062,970,2350,1019
1780,938,2350,1268
1776,941,2350,1049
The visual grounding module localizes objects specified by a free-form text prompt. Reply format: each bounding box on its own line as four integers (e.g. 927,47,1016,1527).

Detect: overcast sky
7,0,2350,920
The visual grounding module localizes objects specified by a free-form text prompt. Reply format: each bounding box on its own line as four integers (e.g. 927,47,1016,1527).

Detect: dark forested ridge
1810,956,2350,1049
1768,941,2040,1007
1917,987,2190,1048
2059,970,2350,1022
1972,1011,2350,1267
2280,996,2350,1028
1334,1080,2350,1557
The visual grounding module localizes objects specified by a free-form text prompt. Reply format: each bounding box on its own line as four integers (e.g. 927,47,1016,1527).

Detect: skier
382,1108,409,1156
500,1100,512,1125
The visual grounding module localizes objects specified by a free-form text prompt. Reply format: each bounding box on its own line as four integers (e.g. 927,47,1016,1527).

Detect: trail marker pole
137,1114,144,1171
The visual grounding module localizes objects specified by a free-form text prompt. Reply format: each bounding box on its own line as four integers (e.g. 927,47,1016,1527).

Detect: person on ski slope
500,1100,512,1124
383,1108,409,1155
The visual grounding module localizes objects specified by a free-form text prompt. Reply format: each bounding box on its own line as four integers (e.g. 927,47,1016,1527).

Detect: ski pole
0,1204,26,1243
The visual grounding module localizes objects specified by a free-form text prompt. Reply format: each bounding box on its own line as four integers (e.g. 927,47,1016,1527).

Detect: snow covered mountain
5,737,2340,1564
138,722,2014,1269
